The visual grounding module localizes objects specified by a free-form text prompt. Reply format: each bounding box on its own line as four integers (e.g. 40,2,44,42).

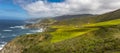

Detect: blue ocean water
0,19,41,50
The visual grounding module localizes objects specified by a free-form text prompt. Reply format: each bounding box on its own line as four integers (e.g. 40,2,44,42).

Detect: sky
0,0,29,20
0,0,120,20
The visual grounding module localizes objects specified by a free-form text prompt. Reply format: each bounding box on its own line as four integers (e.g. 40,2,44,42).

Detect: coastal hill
1,9,120,53
53,14,94,21
25,14,94,28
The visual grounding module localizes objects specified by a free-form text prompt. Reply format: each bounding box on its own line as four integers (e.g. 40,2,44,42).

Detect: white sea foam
0,42,7,50
10,26,25,29
25,28,44,35
0,45,4,50
3,30,12,32
31,28,43,33
26,33,32,35
9,27,15,28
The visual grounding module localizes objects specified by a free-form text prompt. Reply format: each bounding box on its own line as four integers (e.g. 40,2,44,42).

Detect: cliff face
0,33,48,53
0,38,24,53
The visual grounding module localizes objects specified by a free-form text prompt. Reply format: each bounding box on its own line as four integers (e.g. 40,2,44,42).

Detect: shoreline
0,42,7,50
0,28,44,50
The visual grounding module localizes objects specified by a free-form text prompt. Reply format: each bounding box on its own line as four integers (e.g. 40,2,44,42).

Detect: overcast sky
3,0,120,18
13,0,120,18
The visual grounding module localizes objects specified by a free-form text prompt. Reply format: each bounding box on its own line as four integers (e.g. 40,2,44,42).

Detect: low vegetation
12,18,120,53
22,26,120,53
1,9,120,53
84,19,120,27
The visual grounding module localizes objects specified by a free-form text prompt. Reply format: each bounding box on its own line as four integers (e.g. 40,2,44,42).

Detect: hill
54,14,94,21
1,9,120,53
25,14,94,28
52,9,120,26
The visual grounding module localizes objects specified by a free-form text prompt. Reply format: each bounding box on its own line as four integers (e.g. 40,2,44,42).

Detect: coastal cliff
0,33,48,53
1,9,120,53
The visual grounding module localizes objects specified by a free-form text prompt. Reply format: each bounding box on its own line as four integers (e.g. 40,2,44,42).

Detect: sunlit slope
2,18,120,53
84,18,120,27
50,27,99,43
50,18,120,43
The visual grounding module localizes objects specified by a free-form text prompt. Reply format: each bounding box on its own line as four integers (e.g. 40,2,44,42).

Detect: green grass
50,27,99,43
5,10,120,53
50,18,120,43
84,19,120,27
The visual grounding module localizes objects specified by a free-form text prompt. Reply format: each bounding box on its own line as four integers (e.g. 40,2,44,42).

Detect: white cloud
14,0,120,17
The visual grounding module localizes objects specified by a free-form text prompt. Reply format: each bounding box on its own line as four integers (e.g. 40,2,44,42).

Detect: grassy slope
1,18,119,53
19,10,120,52
1,18,120,53
84,19,120,27
22,18,120,53
52,9,120,26
49,18,120,43
1,9,120,53
50,27,99,43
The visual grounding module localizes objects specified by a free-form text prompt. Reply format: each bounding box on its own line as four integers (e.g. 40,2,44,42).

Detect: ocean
0,19,42,50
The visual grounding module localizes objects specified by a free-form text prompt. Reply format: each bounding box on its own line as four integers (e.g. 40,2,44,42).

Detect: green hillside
22,18,120,53
84,19,120,27
51,18,120,43
1,9,120,53
52,9,120,26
